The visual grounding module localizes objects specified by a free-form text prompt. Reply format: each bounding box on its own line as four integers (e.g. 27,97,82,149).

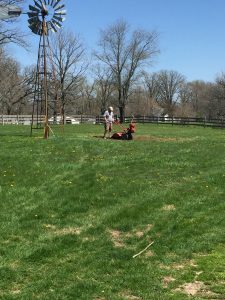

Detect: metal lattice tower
29,0,66,139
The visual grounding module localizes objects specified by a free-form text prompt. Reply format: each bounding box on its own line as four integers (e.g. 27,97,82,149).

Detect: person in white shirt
103,106,114,139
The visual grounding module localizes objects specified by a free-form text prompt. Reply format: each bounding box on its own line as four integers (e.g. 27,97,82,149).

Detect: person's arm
104,111,108,123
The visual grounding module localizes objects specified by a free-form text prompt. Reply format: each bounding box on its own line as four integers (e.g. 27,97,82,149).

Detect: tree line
1,2,225,121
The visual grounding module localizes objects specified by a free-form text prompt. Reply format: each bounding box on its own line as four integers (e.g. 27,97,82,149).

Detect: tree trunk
61,103,65,125
119,106,125,123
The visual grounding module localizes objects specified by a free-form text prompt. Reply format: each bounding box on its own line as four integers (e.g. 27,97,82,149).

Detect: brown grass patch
43,224,57,230
44,224,81,236
161,204,176,211
163,276,176,288
11,289,21,295
175,281,217,297
132,224,153,238
172,259,197,270
9,261,20,270
175,281,204,296
145,250,154,257
135,135,177,142
54,227,81,236
135,135,196,143
109,230,125,248
108,224,153,248
120,291,142,299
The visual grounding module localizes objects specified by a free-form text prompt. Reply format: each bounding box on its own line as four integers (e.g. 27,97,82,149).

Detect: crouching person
103,106,114,139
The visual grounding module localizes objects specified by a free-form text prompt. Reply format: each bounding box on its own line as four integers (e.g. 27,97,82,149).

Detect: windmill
28,0,66,139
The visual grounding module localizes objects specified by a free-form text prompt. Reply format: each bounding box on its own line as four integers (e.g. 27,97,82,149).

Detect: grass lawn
0,124,225,300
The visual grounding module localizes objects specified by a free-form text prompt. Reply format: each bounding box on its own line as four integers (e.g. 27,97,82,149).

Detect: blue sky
8,0,225,82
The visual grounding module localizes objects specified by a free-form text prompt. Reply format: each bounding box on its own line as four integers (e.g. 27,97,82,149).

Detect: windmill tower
28,0,66,139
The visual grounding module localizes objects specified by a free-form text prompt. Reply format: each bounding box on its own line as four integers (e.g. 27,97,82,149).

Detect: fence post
81,114,83,124
172,116,174,126
204,116,206,128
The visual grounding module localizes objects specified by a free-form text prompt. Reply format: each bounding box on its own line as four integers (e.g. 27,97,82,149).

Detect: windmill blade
28,20,42,31
53,0,61,8
29,25,39,34
36,0,44,6
29,23,41,34
28,16,40,23
49,21,58,32
54,10,66,16
28,16,40,24
29,5,40,12
52,19,62,28
42,0,47,5
50,0,55,6
34,0,43,10
53,15,64,22
47,21,57,33
55,4,65,11
47,0,51,4
28,12,39,18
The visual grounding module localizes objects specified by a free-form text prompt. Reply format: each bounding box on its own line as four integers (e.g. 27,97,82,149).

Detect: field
0,124,225,300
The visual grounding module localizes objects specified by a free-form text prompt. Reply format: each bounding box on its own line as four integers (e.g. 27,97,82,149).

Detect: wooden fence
1,115,225,128
96,115,225,128
0,115,96,125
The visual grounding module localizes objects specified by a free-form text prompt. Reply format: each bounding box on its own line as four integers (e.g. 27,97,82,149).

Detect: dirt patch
160,259,198,271
175,281,208,296
172,259,197,270
11,289,21,295
145,250,154,257
132,224,153,237
176,281,204,296
120,291,142,299
54,227,81,236
163,276,176,288
109,230,125,248
135,231,144,238
44,224,81,236
44,224,57,230
175,281,218,297
161,204,176,211
109,224,153,248
135,136,196,143
135,135,177,142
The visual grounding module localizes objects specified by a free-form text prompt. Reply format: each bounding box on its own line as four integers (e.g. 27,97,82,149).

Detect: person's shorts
105,122,113,131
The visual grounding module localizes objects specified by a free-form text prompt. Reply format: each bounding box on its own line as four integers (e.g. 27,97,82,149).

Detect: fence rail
1,115,225,128
96,115,225,128
0,115,96,125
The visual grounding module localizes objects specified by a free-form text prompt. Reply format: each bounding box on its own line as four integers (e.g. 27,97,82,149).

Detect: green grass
0,124,225,300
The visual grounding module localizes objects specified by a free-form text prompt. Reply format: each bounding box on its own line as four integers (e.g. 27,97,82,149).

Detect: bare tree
79,79,96,114
142,71,162,115
0,0,28,47
93,64,115,114
95,20,159,122
0,50,35,114
50,30,87,122
156,70,185,115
